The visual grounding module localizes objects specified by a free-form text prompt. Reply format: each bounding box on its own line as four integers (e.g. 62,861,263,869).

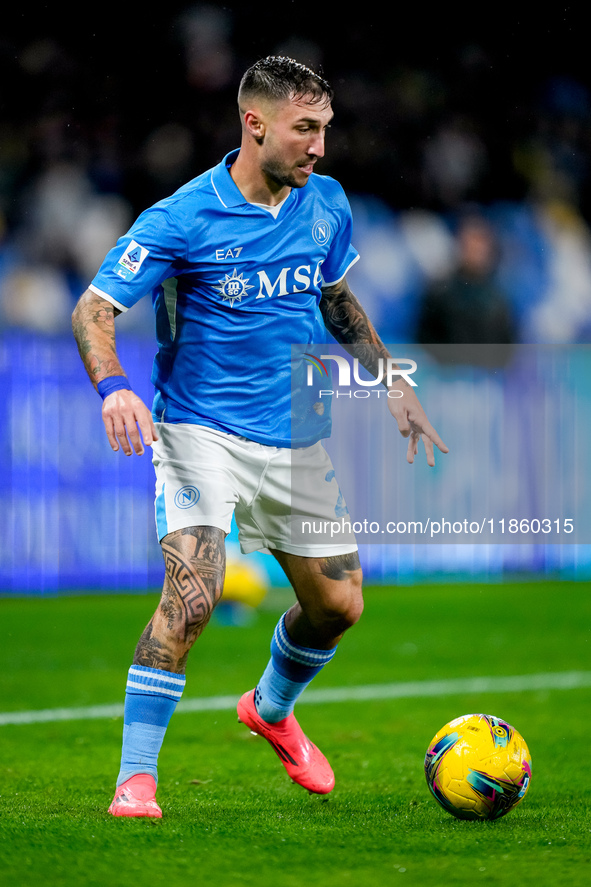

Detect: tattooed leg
271,549,363,650
248,550,363,725
134,526,226,674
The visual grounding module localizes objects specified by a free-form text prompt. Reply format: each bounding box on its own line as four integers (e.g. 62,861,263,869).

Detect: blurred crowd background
2,4,591,592
3,3,591,344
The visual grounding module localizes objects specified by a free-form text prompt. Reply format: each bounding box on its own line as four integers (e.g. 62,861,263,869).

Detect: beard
260,155,310,190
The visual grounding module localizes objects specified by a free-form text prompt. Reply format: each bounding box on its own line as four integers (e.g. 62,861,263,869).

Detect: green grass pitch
1,579,590,887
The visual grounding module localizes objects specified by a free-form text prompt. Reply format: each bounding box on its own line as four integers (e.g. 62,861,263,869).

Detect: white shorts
151,423,357,557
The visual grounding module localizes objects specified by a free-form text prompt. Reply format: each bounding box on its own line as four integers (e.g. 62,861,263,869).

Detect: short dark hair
238,56,333,111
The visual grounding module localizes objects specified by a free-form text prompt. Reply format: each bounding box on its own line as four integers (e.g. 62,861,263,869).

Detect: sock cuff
126,665,186,701
272,613,337,669
256,616,337,721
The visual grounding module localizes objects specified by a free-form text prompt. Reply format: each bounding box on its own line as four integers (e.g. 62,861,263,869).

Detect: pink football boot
108,774,162,818
237,689,335,794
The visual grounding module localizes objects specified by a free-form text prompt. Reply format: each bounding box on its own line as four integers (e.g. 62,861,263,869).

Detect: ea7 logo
215,247,243,260
306,355,418,387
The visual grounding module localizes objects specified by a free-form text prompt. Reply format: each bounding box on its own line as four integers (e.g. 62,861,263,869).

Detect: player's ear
243,109,266,144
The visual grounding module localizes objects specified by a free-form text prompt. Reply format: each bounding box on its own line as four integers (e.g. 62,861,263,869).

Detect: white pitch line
1,670,590,727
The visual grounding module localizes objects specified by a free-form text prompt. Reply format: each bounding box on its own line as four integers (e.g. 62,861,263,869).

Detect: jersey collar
211,149,249,208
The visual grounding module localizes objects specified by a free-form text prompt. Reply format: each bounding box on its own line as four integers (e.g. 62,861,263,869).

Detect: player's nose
308,132,325,158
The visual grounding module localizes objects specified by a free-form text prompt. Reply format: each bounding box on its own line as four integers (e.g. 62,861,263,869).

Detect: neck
230,148,290,206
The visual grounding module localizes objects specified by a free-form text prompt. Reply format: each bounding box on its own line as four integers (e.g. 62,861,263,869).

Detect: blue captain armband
97,375,133,400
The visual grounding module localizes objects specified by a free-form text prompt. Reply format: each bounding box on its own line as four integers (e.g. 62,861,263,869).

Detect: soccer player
72,56,448,818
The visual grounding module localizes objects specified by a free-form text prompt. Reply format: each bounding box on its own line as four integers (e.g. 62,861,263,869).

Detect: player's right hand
101,389,159,456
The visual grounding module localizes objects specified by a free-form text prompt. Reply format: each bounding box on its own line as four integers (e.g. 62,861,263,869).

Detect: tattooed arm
72,289,158,456
319,277,448,466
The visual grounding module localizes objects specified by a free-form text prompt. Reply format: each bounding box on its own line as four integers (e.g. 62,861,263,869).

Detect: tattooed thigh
318,551,362,581
160,526,226,643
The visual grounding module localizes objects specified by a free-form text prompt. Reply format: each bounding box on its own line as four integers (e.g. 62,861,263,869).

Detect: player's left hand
387,385,448,467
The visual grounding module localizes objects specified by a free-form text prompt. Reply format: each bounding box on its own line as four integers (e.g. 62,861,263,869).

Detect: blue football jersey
90,149,359,447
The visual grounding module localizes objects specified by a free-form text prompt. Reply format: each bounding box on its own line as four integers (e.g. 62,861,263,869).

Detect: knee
315,569,364,635
338,569,364,629
159,565,225,643
159,527,226,643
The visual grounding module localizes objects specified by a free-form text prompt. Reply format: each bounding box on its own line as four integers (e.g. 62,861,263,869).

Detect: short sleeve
90,206,187,310
319,186,359,286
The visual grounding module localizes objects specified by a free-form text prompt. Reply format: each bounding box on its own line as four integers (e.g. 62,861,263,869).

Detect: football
424,713,532,820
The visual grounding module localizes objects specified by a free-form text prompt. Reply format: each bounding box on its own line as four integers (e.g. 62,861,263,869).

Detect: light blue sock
117,665,186,786
254,613,337,723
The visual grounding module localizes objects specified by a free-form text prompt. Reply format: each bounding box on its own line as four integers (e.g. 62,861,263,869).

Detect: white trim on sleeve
321,253,360,287
88,284,129,313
